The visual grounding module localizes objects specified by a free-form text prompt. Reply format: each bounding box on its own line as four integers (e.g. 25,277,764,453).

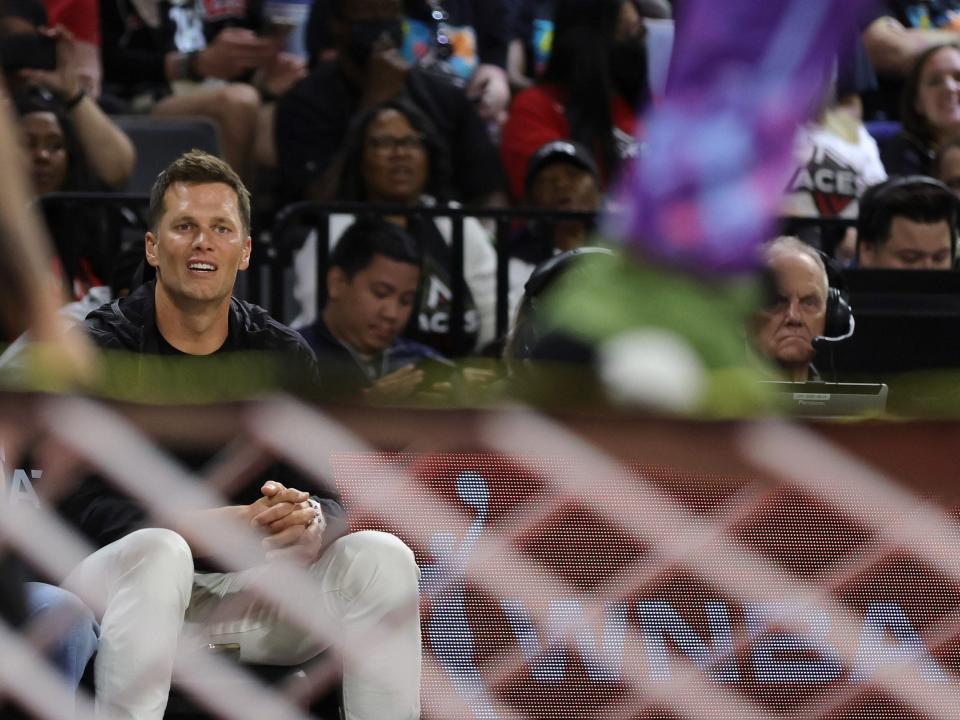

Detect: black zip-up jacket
60,282,346,562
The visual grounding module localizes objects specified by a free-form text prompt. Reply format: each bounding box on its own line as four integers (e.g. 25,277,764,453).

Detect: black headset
857,175,959,262
817,249,855,342
510,247,615,360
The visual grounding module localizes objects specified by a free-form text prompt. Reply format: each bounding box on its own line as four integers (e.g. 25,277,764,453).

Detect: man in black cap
506,140,603,323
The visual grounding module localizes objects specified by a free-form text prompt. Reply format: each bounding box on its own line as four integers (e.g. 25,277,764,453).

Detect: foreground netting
2,393,960,719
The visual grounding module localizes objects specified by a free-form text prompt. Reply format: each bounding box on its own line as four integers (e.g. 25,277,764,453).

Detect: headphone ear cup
815,248,853,339
511,297,539,360
823,286,853,339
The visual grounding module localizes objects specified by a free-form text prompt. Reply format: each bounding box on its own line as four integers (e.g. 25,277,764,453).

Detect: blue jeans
25,582,99,690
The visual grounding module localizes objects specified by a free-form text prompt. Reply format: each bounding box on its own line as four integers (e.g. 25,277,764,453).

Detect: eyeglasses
366,134,426,153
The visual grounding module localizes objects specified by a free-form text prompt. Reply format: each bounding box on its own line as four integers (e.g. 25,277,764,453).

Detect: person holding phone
297,216,453,402
0,0,135,191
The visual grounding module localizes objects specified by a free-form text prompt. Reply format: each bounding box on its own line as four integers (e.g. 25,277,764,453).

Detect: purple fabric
616,0,878,274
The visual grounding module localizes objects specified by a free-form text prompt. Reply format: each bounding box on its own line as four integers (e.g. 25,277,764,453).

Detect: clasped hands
245,481,324,566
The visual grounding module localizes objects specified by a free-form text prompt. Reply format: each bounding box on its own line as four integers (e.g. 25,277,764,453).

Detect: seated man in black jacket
62,151,422,720
298,216,447,402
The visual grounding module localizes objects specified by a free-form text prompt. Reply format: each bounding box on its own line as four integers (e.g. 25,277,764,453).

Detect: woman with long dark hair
500,0,650,201
881,42,960,177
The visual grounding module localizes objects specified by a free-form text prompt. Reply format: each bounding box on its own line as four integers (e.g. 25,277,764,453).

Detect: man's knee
53,589,99,675
27,583,99,648
215,83,261,118
119,527,192,562
26,582,92,619
115,528,194,596
328,531,420,605
25,584,98,686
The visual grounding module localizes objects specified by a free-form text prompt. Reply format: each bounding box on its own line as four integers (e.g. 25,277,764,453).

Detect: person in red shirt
42,0,101,96
500,0,649,201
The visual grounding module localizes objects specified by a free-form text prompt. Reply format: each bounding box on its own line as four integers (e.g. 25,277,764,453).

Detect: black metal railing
780,216,857,257
266,202,600,351
35,192,864,352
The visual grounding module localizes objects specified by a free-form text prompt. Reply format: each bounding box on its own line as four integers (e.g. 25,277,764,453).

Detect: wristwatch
173,51,203,82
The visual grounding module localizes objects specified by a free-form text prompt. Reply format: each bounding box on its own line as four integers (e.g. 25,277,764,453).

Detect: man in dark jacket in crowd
63,150,422,720
299,216,449,402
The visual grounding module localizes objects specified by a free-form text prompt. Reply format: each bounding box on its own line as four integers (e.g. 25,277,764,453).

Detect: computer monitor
761,381,888,419
821,270,960,379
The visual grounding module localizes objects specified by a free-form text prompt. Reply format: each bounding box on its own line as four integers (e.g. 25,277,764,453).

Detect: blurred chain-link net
3,392,960,719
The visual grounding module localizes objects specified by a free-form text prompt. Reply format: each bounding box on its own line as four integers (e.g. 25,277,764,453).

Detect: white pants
64,528,422,720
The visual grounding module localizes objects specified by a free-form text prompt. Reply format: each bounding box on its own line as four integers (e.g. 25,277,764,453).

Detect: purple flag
616,0,878,274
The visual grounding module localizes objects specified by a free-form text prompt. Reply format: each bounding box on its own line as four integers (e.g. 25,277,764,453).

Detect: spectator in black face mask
274,0,507,206
304,0,513,129
500,0,650,201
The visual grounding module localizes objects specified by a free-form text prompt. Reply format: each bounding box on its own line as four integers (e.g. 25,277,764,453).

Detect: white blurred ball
598,329,706,413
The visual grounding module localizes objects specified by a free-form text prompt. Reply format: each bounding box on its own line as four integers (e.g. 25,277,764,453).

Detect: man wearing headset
752,236,832,382
857,176,956,270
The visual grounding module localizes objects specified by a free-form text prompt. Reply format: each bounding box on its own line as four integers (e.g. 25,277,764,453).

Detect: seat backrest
865,120,903,144
112,115,222,194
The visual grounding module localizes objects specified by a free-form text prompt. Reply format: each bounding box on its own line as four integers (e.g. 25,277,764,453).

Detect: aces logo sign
787,145,863,218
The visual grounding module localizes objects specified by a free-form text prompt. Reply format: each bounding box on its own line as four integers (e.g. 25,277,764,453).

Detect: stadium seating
112,116,222,195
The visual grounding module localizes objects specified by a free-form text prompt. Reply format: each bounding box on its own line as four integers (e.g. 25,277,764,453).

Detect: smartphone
0,34,57,72
417,356,458,385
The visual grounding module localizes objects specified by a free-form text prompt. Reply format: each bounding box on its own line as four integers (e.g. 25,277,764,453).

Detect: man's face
528,161,601,212
327,253,419,355
145,181,251,306
754,251,827,370
859,217,953,269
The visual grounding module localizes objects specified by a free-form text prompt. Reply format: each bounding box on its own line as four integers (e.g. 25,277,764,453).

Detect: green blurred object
535,250,777,417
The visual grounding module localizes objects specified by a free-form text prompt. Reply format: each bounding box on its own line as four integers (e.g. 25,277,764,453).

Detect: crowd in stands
2,0,960,381
9,0,960,714
0,0,664,367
